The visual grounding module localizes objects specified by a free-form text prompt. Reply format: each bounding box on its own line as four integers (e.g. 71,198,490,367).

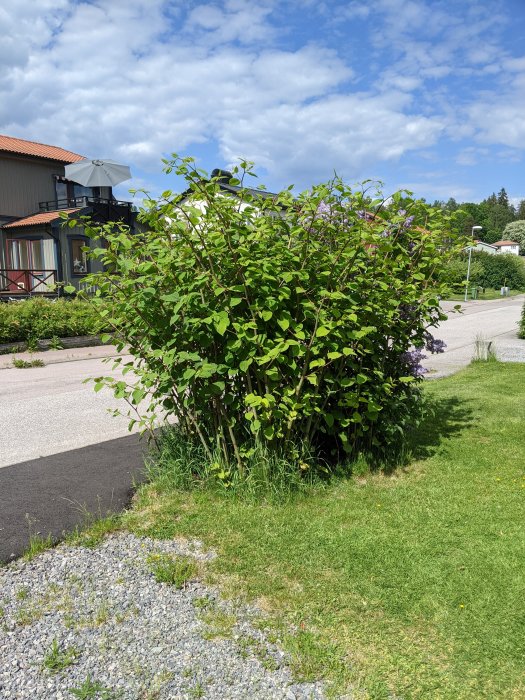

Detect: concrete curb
0,343,126,369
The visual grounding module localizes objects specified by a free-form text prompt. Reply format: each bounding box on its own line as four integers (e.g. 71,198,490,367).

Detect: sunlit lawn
124,363,525,699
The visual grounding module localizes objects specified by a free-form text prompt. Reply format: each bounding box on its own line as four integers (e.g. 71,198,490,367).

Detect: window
70,238,89,275
55,179,68,202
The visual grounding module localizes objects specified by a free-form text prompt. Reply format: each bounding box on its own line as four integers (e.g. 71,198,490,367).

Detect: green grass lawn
445,288,523,301
123,363,525,699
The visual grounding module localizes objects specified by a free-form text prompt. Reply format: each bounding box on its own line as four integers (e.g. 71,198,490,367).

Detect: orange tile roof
3,209,81,229
492,240,519,246
0,134,84,163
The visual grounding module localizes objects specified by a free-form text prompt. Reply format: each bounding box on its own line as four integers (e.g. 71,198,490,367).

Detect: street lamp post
465,225,483,302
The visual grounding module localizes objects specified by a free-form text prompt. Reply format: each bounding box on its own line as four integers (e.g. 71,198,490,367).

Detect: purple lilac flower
401,349,428,378
316,201,332,219
397,209,407,217
424,332,446,354
402,215,415,229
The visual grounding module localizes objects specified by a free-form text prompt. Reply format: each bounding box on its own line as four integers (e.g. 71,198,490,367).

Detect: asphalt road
0,346,153,562
0,434,146,563
422,295,525,377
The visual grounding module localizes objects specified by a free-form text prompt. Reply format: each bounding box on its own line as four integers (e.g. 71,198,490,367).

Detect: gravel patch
0,534,326,699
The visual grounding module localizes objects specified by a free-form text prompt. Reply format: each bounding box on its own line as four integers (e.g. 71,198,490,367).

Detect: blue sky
2,0,525,206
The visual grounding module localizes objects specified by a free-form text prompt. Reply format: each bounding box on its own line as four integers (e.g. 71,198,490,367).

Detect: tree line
432,188,525,244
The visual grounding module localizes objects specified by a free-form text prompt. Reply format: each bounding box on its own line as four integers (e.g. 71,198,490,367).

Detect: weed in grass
26,337,39,352
192,596,212,611
62,498,121,548
22,533,54,561
199,607,237,640
15,603,43,626
65,513,121,548
69,675,116,699
15,587,29,601
12,357,45,368
49,335,63,350
146,552,198,588
236,635,279,671
41,638,79,673
187,682,205,699
94,601,110,626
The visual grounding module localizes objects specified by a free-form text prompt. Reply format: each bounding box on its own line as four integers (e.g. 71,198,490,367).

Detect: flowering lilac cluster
316,201,332,220
397,209,415,229
423,331,446,354
401,349,428,378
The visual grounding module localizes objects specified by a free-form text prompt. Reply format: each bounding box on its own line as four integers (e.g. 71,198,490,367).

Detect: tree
497,187,509,208
503,221,525,254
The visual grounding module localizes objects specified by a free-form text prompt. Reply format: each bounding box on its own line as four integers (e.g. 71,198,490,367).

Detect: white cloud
218,94,444,186
0,0,523,201
0,0,437,191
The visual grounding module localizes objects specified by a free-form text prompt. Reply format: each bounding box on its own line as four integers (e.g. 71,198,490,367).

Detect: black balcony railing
0,269,57,294
38,196,132,212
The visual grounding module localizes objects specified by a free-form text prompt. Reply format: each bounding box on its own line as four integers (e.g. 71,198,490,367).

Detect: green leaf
277,318,290,331
214,312,230,336
315,326,330,337
327,351,342,360
306,374,318,386
261,309,273,321
264,425,274,439
356,373,367,384
239,358,253,372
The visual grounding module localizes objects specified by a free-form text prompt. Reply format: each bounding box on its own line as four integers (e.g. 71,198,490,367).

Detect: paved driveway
422,295,525,377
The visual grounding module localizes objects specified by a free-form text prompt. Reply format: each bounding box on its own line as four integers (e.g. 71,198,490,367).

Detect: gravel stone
0,534,328,699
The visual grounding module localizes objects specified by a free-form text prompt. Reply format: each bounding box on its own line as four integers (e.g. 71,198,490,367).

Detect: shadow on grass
409,396,475,460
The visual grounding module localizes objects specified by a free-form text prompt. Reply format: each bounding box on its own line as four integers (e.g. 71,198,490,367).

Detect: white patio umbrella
64,158,131,187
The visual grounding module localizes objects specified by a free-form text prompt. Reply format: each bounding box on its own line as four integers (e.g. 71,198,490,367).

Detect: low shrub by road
0,298,107,344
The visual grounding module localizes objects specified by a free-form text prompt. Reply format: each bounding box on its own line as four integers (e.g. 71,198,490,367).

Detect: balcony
0,269,57,296
39,196,132,212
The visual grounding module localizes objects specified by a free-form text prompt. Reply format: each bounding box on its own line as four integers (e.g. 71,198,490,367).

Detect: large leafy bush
79,158,462,476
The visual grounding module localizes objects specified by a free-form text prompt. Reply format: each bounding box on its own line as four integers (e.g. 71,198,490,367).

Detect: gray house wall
0,154,64,219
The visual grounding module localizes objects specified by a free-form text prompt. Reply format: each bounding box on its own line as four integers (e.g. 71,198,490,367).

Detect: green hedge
0,298,107,344
443,251,525,291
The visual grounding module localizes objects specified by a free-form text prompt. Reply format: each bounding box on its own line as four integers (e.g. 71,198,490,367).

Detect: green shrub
442,251,525,293
442,256,484,289
474,251,525,289
0,298,107,344
78,157,463,478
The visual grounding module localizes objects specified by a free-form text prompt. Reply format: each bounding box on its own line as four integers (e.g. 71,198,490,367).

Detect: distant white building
491,240,520,255
471,240,498,255
466,239,520,256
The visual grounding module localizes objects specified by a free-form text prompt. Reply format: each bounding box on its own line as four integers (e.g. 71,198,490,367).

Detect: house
491,240,520,256
471,240,498,255
0,134,134,297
